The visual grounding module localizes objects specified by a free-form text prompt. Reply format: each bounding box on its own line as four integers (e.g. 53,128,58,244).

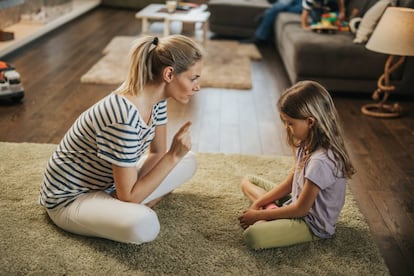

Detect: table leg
164,19,170,37
202,21,209,46
142,18,148,34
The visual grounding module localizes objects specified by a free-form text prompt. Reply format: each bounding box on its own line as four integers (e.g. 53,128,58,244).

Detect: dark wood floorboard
1,7,413,276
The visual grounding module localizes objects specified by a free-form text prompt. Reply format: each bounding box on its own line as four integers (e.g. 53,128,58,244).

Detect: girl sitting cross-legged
238,80,355,249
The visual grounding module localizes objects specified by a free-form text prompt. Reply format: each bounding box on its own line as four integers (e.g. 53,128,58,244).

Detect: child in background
238,80,355,249
301,0,346,29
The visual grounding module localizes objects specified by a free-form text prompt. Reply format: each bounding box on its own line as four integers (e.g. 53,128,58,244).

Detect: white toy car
0,61,24,102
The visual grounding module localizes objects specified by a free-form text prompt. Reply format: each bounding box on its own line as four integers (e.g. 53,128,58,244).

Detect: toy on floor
0,61,24,102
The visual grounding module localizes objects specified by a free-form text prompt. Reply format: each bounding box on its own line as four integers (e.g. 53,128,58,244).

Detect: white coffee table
135,4,210,44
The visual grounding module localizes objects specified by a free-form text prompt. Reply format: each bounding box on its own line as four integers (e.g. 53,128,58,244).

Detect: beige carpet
0,142,389,275
80,36,262,90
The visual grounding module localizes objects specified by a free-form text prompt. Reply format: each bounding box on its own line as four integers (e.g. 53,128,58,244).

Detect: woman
39,35,203,244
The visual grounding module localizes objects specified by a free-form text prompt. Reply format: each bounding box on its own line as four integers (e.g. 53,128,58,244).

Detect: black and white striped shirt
39,93,167,209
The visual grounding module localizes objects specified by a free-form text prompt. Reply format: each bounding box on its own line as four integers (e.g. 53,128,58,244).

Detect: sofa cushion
208,0,270,37
353,0,392,44
276,13,387,81
346,0,384,17
398,0,414,7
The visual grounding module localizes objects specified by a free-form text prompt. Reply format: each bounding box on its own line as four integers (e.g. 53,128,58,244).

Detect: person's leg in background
255,0,302,42
285,0,303,16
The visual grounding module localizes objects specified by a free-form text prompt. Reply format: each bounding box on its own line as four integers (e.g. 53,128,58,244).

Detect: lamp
362,7,414,118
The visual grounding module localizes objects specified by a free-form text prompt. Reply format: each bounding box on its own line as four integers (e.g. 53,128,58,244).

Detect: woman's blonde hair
277,81,355,178
117,34,203,95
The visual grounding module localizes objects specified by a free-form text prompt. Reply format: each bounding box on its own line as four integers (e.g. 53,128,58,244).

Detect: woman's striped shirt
39,93,167,209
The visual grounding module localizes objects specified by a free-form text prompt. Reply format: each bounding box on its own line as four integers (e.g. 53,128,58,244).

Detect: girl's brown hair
277,81,355,178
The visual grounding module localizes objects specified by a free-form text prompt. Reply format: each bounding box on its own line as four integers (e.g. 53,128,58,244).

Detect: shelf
0,0,101,58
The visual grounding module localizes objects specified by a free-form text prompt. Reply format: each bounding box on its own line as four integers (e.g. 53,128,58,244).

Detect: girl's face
166,60,202,104
280,113,314,142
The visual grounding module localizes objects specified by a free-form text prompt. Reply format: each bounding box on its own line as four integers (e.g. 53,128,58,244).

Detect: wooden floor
1,7,413,276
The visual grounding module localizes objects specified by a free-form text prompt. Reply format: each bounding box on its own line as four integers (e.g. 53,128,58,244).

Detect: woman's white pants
47,152,197,244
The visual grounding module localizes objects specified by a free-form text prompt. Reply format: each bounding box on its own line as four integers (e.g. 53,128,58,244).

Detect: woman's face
280,112,313,142
166,60,202,104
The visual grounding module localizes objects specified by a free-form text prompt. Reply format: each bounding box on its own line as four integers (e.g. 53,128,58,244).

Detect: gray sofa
208,0,270,38
208,0,414,94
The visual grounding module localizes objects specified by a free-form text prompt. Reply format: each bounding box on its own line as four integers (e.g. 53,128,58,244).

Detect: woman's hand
168,121,192,159
238,209,262,229
110,190,119,199
112,122,194,204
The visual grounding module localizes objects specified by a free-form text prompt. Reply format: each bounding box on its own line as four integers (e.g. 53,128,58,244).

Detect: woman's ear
163,66,174,83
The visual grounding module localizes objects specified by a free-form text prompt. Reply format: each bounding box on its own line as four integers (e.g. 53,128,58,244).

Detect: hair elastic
152,37,159,46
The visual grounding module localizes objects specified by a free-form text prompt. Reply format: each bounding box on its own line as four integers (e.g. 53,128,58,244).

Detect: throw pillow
349,17,362,34
353,0,391,44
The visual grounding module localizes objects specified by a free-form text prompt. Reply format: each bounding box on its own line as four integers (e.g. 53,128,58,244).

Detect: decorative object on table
361,7,414,118
166,0,177,13
176,1,197,11
178,2,199,9
0,61,24,102
80,36,262,90
0,141,389,275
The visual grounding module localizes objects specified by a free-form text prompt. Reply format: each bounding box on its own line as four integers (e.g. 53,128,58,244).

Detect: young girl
238,80,355,249
39,35,203,244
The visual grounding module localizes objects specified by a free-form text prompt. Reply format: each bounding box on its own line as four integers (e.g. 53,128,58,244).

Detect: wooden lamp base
361,102,402,118
361,55,405,118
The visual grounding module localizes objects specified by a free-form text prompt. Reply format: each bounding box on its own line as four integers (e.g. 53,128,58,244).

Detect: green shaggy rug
0,142,389,275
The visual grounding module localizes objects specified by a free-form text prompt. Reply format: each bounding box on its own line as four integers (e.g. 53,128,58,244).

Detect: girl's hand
250,202,262,210
338,11,346,21
238,209,261,229
168,121,192,159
